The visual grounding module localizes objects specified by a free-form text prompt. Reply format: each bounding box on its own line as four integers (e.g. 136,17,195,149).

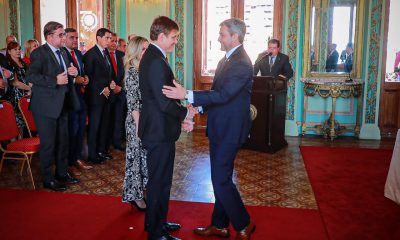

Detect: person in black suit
106,32,126,151
138,16,195,240
162,18,256,240
253,38,293,79
0,65,13,100
63,28,93,176
340,42,354,73
83,28,115,164
325,43,339,72
26,21,80,191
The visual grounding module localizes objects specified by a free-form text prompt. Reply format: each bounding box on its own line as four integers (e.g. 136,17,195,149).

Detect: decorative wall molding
365,0,384,124
8,0,18,39
285,0,299,120
174,0,184,84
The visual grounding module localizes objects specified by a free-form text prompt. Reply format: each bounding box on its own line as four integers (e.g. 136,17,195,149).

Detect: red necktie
70,50,84,93
110,51,118,76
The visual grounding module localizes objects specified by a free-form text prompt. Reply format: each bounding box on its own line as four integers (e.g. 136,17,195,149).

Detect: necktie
269,56,274,66
110,51,118,76
70,50,80,73
103,49,110,67
56,50,65,71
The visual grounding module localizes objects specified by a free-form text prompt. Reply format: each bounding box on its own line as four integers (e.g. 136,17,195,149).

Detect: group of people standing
0,14,298,240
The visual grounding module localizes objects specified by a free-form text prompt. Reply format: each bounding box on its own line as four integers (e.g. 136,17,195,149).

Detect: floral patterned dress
122,66,148,202
7,62,28,129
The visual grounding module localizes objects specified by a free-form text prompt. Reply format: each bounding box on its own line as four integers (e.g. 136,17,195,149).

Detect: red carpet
301,146,400,240
0,188,327,240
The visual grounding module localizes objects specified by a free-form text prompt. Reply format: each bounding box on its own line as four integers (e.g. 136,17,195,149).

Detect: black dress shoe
43,180,67,191
152,234,181,240
55,173,80,184
88,157,104,164
163,222,181,232
98,152,113,160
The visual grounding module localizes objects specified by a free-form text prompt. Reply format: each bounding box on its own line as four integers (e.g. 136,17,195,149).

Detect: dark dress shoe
155,234,181,240
43,180,67,192
235,222,256,240
55,172,80,184
98,152,113,160
88,157,104,164
129,200,146,212
194,225,230,238
163,222,181,232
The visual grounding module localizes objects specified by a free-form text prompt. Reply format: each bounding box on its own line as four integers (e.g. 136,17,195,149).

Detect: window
194,0,282,88
39,0,66,44
77,0,103,53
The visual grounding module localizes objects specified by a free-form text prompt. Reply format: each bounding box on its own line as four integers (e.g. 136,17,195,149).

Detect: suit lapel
212,46,243,88
44,44,63,72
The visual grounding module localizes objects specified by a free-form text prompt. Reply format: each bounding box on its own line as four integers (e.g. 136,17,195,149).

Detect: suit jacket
138,43,187,142
109,49,125,103
26,43,80,119
83,45,112,106
253,52,293,79
193,45,253,145
325,50,339,72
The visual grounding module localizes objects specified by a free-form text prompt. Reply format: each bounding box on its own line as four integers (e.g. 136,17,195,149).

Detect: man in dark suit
162,18,255,240
139,16,195,240
63,28,93,176
26,21,80,191
253,38,293,79
325,43,339,72
83,28,115,164
106,32,126,151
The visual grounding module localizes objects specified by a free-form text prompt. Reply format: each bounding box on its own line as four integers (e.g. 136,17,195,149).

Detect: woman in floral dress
122,36,149,211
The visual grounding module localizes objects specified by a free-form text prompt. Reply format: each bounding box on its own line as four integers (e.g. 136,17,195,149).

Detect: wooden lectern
244,76,288,153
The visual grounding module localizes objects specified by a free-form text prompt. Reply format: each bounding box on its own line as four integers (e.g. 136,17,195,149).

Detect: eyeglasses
52,32,66,38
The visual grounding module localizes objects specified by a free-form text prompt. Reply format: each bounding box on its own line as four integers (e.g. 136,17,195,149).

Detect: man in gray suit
26,21,80,191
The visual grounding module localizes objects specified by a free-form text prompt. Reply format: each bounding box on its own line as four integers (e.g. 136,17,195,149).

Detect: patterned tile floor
0,129,394,210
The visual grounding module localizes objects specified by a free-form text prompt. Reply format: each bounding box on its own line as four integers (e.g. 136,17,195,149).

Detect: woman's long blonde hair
123,36,148,72
24,39,39,58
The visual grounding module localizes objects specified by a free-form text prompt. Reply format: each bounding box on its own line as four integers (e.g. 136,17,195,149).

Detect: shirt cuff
187,90,194,103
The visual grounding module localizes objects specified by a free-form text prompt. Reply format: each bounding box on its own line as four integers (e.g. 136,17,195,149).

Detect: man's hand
162,80,187,100
181,118,194,133
75,76,85,84
67,63,78,77
2,68,11,78
83,75,89,85
113,85,122,94
102,87,110,98
187,104,198,119
0,78,5,89
110,80,116,90
56,72,68,85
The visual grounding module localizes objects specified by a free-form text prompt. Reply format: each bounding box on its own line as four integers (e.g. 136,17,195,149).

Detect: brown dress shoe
193,225,230,238
235,222,256,240
75,159,93,170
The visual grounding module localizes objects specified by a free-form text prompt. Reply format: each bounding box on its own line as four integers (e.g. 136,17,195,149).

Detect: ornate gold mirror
303,0,364,78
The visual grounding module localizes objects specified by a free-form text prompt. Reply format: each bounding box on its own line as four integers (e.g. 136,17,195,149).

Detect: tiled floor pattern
0,129,394,210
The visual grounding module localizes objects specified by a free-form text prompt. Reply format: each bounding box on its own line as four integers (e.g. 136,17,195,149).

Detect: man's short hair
96,28,112,38
150,16,179,41
118,38,126,46
65,28,77,34
43,21,64,39
111,32,118,38
268,38,280,48
220,18,246,44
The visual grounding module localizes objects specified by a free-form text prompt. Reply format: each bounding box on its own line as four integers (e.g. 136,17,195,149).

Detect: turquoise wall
19,0,34,49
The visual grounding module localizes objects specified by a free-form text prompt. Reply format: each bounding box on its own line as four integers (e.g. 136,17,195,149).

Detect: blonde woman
22,39,39,65
122,36,149,211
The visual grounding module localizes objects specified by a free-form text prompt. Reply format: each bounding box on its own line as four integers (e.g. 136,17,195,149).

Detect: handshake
162,80,198,133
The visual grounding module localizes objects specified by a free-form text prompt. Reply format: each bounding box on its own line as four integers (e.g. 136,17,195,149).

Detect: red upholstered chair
18,96,38,137
0,101,40,189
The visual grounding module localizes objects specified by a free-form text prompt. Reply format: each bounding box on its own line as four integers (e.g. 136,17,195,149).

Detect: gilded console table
301,78,363,140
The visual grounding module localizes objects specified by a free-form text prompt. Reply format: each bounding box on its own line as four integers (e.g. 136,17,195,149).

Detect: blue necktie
56,50,65,72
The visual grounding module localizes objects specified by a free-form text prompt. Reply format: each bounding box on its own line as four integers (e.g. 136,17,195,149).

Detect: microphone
254,51,271,65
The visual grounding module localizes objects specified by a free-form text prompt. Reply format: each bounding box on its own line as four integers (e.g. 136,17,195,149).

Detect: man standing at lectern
162,18,256,240
253,38,293,79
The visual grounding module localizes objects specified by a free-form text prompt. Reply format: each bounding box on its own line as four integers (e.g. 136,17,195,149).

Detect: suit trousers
106,93,126,149
87,101,110,159
68,97,86,165
210,141,250,231
33,108,69,183
142,141,175,239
